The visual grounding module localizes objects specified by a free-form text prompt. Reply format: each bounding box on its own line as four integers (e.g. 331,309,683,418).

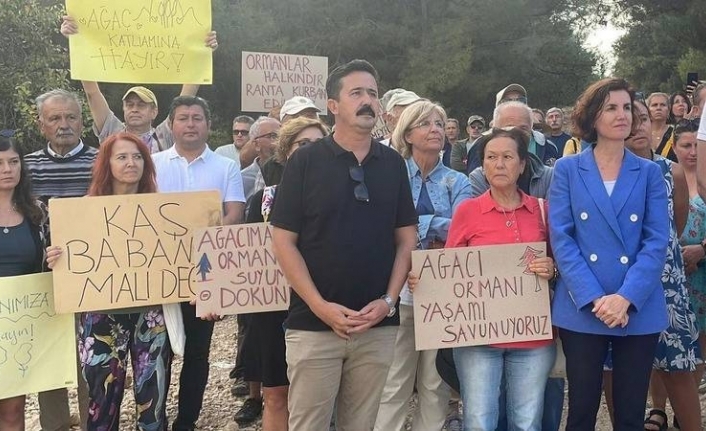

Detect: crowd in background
2,14,706,431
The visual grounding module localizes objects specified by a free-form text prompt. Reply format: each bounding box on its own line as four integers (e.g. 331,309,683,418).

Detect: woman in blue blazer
548,78,670,431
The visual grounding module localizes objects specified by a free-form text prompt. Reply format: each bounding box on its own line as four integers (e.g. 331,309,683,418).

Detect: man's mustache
356,105,376,117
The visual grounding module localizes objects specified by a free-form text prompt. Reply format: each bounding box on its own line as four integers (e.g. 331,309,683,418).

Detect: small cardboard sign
49,191,222,313
192,223,290,316
411,243,552,351
241,51,328,113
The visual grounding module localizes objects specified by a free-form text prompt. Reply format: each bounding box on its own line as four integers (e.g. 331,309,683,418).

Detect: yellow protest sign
0,273,77,400
192,223,290,317
66,0,212,84
411,243,552,351
49,191,222,313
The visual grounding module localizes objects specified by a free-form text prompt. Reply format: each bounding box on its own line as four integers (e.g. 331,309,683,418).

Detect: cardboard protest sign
0,273,77,400
49,191,222,313
411,243,552,351
66,0,212,84
371,116,390,141
241,51,328,113
193,223,289,317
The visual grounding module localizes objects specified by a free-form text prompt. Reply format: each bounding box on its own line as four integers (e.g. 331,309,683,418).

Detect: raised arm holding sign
61,13,217,152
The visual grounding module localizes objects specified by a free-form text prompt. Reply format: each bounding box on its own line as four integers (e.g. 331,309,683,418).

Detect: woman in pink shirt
445,127,556,431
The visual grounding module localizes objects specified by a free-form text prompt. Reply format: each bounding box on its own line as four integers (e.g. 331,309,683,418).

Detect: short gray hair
250,116,280,138
493,101,533,127
35,89,82,117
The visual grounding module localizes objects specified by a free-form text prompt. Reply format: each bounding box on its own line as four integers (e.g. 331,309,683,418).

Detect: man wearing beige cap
279,96,321,123
495,83,528,105
60,15,217,153
380,89,421,147
384,90,420,133
450,114,485,172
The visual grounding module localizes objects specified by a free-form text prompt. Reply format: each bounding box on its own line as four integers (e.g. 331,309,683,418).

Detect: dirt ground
24,315,704,430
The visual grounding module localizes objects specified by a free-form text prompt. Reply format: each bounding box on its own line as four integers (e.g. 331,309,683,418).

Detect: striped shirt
24,142,98,203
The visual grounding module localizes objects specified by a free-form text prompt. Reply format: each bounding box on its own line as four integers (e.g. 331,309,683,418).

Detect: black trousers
232,314,250,379
172,302,215,431
559,328,659,431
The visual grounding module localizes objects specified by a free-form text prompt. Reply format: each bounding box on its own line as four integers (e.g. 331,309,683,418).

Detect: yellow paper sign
411,243,552,351
49,191,222,313
193,223,290,317
0,273,77,400
66,0,213,84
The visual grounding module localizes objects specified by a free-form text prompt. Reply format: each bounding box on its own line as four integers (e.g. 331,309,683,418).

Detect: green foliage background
2,0,703,153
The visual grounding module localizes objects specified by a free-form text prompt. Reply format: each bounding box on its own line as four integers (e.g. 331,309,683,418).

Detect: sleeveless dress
680,195,706,330
652,157,701,370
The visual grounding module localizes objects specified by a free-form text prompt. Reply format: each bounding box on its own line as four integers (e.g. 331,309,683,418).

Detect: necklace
1,204,17,234
501,207,517,228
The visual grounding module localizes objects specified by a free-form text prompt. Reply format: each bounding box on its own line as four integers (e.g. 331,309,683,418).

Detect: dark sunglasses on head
634,91,646,103
349,165,370,203
232,129,249,136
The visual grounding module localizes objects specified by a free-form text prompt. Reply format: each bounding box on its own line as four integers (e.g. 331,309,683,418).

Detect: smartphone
687,72,699,87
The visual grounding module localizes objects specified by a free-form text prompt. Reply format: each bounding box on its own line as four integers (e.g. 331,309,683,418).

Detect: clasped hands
592,294,630,328
314,299,390,340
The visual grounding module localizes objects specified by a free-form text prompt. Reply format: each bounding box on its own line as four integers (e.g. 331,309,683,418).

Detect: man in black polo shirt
270,59,418,430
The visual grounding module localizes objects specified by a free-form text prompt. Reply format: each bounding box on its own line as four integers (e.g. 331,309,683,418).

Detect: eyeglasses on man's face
254,132,278,141
232,129,249,136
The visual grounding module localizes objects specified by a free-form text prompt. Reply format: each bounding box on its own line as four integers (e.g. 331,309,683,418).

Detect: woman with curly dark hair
0,133,47,431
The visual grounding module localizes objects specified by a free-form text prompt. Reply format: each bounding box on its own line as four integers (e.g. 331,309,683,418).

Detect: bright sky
584,23,626,74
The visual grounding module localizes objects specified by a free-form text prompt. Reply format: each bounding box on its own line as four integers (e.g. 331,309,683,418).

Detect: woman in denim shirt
374,100,471,431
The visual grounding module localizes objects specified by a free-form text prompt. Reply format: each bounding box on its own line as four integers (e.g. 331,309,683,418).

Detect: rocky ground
25,316,704,430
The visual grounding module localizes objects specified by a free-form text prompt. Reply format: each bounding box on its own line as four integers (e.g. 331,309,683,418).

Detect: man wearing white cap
60,15,218,153
377,90,421,148
279,96,321,123
382,90,421,144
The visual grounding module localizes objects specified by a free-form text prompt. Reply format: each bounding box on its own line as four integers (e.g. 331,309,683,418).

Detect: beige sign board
241,51,328,113
0,273,77,400
49,191,222,313
193,223,289,317
411,242,552,351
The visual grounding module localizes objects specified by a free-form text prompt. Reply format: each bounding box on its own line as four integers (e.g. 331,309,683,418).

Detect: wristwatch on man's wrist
380,294,396,317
